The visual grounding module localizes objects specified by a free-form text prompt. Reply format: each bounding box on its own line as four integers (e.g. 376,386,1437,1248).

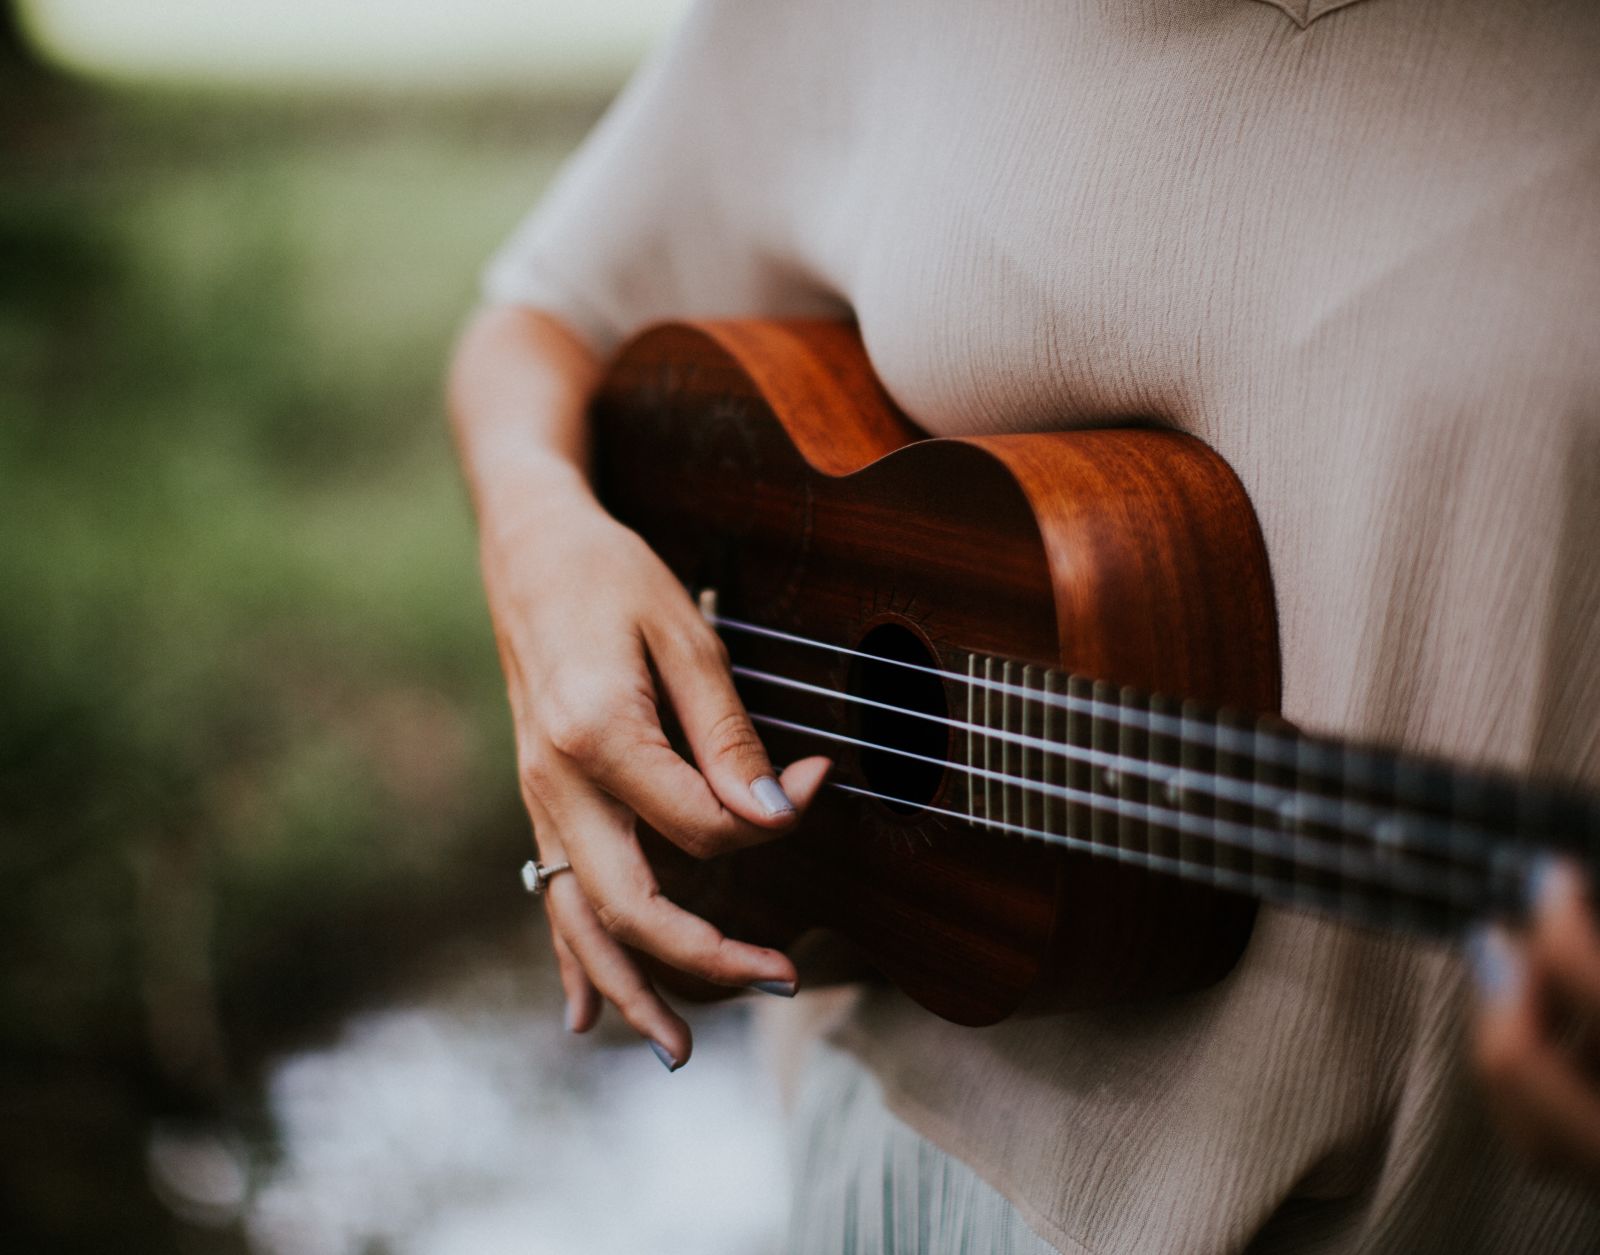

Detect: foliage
0,82,600,1250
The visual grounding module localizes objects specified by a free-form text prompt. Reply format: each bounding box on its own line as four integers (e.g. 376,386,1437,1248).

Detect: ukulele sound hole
849,623,949,813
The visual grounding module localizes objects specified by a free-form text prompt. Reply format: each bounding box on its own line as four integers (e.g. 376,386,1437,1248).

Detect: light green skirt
786,1044,1061,1255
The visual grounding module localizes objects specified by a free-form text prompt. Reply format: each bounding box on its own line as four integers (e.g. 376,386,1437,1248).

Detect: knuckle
517,753,555,802
617,1000,659,1039
616,978,655,1018
599,967,654,1020
545,708,600,760
659,619,722,667
703,936,746,985
594,897,644,947
542,683,616,761
673,829,712,860
672,820,731,861
706,707,764,765
692,631,731,671
592,897,625,935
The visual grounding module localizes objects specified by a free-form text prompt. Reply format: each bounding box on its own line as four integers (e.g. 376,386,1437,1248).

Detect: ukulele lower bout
593,319,1281,1025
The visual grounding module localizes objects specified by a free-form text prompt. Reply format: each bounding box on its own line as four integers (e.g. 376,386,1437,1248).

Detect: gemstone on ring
520,859,571,896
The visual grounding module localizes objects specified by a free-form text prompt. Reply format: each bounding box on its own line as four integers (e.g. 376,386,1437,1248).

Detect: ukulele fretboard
952,650,1598,938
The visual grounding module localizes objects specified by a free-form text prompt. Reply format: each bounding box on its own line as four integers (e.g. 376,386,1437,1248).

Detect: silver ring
520,859,572,896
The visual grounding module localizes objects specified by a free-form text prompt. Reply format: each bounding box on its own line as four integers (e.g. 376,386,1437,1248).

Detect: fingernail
1523,853,1584,919
751,775,796,818
1522,853,1562,916
648,1040,682,1073
1466,926,1523,1005
750,979,797,998
564,1002,579,1033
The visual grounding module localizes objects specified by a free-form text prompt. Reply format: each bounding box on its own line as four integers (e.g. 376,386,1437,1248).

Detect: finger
645,615,799,828
1471,927,1600,1179
526,750,799,989
557,786,798,989
585,728,835,861
549,914,601,1034
777,755,834,807
536,649,790,859
1527,859,1600,1013
581,730,788,858
517,795,601,1033
545,875,693,1070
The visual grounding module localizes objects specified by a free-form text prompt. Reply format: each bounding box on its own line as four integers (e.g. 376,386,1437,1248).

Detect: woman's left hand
1471,859,1600,1184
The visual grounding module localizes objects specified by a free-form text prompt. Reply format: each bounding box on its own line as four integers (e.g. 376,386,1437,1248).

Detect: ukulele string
717,615,1298,752
732,662,1500,868
745,709,1494,909
714,613,1538,855
826,781,1480,933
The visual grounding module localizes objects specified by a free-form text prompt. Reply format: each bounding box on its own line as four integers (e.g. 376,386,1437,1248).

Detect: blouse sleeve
481,0,847,355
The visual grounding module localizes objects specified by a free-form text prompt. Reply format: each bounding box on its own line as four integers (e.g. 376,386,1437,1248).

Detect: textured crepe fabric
483,1,1600,1250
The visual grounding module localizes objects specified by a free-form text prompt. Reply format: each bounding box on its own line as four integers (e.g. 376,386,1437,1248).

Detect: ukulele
591,318,1600,1027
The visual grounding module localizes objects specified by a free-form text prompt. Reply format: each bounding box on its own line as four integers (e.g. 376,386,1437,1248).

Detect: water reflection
233,950,787,1255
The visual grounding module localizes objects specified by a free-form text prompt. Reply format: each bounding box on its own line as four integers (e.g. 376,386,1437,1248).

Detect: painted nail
1522,853,1564,916
751,775,796,818
648,1040,682,1073
749,979,797,998
1466,926,1523,1005
1525,854,1588,922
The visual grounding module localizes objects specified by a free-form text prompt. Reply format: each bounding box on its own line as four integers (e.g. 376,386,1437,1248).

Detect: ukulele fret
1067,674,1092,843
1149,693,1181,869
1180,698,1214,886
1216,708,1254,896
983,657,999,830
1091,679,1118,857
1118,685,1148,864
1044,669,1065,841
1002,661,1018,834
1021,665,1039,837
966,653,980,827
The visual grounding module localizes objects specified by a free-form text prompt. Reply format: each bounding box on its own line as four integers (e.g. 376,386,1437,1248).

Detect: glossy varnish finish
592,320,1281,1025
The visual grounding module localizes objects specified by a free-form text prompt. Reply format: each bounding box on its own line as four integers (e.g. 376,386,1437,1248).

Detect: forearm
445,301,812,1064
447,303,604,539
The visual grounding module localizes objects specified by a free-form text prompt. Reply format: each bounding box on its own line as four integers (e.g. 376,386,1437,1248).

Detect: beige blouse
483,0,1600,1250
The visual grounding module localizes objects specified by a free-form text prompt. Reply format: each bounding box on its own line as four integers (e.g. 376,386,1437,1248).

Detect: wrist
475,451,604,564
473,438,592,518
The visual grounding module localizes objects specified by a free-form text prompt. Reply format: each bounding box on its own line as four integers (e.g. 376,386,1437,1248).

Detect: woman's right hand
481,456,831,1071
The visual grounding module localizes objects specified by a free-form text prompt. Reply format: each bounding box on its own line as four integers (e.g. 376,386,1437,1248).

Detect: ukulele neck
713,599,1599,941
952,651,1598,938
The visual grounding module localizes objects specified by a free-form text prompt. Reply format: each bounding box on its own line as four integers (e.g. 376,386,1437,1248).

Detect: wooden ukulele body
593,320,1280,1025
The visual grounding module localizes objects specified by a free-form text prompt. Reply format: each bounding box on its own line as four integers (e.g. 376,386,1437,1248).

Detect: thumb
649,625,799,827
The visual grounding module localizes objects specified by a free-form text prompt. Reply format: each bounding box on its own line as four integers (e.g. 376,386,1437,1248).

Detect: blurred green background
0,5,750,1251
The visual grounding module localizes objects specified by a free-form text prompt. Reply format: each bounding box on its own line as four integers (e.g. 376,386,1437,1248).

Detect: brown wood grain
592,319,1280,1024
